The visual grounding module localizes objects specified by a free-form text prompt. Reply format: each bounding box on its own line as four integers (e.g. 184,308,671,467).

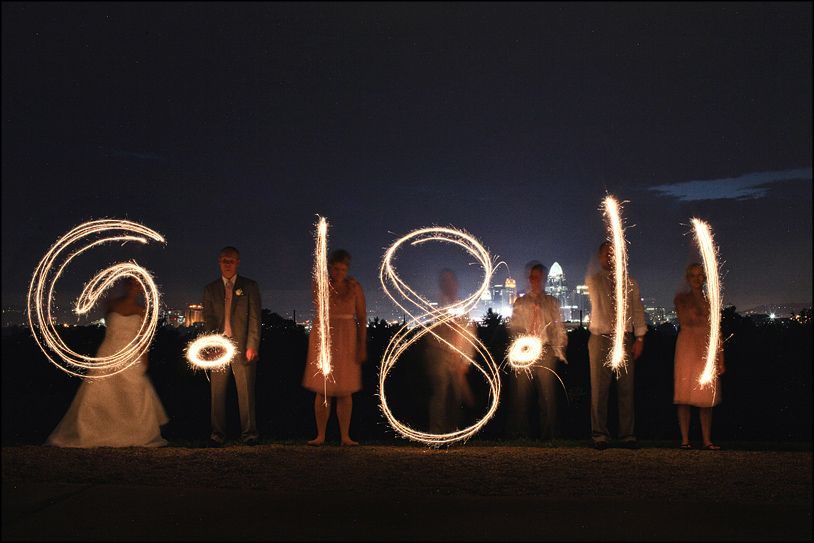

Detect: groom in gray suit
203,246,262,446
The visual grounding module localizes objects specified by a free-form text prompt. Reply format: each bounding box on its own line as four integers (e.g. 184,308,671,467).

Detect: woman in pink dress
302,249,367,446
673,263,725,450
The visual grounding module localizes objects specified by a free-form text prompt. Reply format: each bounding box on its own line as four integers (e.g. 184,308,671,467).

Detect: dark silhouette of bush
2,307,811,445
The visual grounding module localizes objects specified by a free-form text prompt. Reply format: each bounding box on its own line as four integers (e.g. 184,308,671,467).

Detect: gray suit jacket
202,275,261,363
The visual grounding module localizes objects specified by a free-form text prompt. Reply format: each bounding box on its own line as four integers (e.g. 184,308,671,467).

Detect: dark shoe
594,441,608,450
243,438,259,447
621,440,640,450
208,438,223,448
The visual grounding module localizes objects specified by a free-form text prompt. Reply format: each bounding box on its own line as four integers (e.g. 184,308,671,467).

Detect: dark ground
2,442,811,541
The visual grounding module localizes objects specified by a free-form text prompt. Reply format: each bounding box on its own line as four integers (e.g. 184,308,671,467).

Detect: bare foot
341,439,359,447
307,437,324,447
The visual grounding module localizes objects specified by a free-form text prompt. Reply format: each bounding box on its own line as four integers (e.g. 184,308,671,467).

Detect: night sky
2,2,811,319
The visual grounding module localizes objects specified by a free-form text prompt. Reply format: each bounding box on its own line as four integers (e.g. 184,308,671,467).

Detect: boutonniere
234,288,244,297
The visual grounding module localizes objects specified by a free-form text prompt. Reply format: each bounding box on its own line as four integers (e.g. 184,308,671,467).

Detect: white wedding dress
46,312,169,448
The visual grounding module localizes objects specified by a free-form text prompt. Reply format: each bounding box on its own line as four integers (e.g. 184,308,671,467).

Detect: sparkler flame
185,334,237,371
602,196,629,373
26,219,164,379
691,218,722,388
378,227,501,446
313,216,332,378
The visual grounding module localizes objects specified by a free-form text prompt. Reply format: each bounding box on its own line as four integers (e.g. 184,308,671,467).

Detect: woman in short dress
302,249,367,446
673,263,725,450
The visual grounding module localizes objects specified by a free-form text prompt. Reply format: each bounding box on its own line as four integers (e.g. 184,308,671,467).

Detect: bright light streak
691,218,722,388
602,196,629,373
313,216,332,378
379,227,501,446
26,220,164,379
185,334,237,370
507,335,543,369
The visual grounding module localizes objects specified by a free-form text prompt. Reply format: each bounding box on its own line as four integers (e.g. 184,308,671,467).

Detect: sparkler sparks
602,196,629,373
26,220,164,379
313,216,332,378
185,334,237,371
507,335,544,369
378,227,501,446
691,218,723,388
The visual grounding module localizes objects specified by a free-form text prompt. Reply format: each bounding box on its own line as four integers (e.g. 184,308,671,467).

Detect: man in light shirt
586,241,646,450
507,262,568,440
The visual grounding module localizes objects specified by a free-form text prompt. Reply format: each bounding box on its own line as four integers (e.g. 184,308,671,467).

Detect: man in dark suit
203,246,262,446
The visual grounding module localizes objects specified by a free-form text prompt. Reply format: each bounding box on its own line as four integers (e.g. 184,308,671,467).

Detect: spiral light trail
185,334,237,370
27,219,164,379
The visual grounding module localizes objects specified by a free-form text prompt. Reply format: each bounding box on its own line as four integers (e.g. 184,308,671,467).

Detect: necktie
224,279,233,337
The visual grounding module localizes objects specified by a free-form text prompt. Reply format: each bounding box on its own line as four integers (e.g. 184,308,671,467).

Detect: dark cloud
648,168,812,201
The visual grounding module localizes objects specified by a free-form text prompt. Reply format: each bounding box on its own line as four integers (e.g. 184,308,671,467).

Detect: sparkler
379,227,501,446
691,218,722,388
27,220,164,379
313,216,332,378
185,334,237,371
602,196,629,373
507,335,543,370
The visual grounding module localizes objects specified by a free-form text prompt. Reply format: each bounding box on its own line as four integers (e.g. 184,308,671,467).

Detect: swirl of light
602,196,629,373
27,219,164,379
378,227,502,446
313,216,332,378
507,335,544,370
185,334,237,371
691,218,722,388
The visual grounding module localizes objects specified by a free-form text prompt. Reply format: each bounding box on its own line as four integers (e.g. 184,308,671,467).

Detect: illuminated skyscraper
545,262,577,321
184,304,204,325
488,277,517,317
573,284,591,324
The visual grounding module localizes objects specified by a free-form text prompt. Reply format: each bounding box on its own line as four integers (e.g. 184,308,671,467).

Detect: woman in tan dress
303,249,367,446
673,263,725,450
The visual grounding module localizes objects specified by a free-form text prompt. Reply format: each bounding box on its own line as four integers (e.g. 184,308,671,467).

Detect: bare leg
336,395,358,446
700,407,715,447
677,405,691,445
308,394,330,446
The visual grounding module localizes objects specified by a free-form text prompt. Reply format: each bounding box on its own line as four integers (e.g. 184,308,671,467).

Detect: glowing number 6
27,220,164,379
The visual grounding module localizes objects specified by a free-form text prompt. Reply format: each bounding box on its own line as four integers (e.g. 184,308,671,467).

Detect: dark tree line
2,306,811,444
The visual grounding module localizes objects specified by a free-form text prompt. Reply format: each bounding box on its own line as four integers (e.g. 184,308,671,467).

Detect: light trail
27,219,164,379
378,227,501,446
185,334,237,370
691,218,723,388
602,196,629,373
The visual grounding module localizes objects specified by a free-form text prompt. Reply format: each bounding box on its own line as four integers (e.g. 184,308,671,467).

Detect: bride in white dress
46,278,169,448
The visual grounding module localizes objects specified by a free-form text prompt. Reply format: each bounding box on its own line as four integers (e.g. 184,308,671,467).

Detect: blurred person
507,262,568,440
425,269,475,434
303,249,367,446
673,263,725,450
47,277,168,448
585,241,647,450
